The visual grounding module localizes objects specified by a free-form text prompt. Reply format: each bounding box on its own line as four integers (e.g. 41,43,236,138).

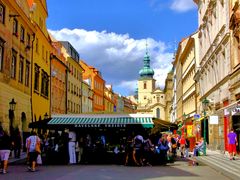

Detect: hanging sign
209,116,219,124
187,125,193,137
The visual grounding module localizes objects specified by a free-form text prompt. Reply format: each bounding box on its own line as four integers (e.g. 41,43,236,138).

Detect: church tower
138,45,156,106
137,43,166,120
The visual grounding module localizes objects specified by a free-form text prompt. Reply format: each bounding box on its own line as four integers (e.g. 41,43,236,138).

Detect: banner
187,125,193,137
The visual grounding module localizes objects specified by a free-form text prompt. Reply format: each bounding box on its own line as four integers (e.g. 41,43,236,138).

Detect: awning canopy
151,118,178,134
29,118,51,129
47,114,154,128
153,118,178,129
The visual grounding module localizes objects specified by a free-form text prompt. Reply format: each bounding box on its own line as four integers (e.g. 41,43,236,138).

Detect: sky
46,0,198,96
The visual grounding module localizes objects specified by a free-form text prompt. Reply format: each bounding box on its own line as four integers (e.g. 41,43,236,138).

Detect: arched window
143,82,147,89
156,108,160,119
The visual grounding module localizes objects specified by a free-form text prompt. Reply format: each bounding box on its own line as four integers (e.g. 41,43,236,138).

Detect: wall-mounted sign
209,116,219,124
74,124,126,128
187,125,193,137
194,114,201,119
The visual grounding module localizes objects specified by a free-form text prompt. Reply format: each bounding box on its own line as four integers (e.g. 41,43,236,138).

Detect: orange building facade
50,39,68,114
80,61,105,112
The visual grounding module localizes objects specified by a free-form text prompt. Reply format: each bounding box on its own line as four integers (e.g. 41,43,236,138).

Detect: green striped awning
48,114,153,128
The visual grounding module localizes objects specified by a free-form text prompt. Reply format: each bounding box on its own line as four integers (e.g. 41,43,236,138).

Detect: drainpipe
49,53,52,118
65,68,69,114
80,76,83,113
30,33,35,123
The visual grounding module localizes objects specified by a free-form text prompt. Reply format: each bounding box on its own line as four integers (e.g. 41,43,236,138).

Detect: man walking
228,128,238,160
68,130,76,164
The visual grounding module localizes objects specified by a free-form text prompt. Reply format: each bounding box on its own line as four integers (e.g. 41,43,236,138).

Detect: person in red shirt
179,135,186,158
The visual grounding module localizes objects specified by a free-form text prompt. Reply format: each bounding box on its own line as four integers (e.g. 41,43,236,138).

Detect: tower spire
139,40,154,78
146,39,148,55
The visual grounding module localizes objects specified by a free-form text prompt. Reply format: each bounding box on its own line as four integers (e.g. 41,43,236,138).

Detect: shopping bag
37,154,42,165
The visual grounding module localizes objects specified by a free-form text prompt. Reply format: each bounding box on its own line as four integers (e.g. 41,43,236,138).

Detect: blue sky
46,0,198,96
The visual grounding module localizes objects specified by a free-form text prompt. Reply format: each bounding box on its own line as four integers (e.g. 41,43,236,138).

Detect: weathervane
145,39,148,55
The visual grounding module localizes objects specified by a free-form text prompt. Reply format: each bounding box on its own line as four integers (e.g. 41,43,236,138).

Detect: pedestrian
0,129,12,174
76,136,84,164
26,131,41,172
68,130,76,164
179,135,186,158
13,128,22,158
133,134,144,166
185,137,190,158
193,137,204,156
124,135,134,166
227,128,238,160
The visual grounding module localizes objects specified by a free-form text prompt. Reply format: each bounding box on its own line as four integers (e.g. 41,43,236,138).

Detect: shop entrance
232,115,240,152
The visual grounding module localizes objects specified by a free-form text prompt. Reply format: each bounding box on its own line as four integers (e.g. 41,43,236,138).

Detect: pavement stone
190,149,240,180
8,151,27,164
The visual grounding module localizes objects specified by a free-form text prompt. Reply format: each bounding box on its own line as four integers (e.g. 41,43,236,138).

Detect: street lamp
44,112,48,120
9,98,16,136
202,97,209,156
183,112,186,136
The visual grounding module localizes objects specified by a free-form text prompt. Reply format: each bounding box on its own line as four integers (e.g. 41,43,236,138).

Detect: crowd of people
2,124,238,175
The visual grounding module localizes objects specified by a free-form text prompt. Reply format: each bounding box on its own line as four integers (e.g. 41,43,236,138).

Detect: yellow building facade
30,0,52,121
61,41,83,114
104,85,114,113
82,80,93,113
164,71,173,122
0,0,35,134
181,34,198,123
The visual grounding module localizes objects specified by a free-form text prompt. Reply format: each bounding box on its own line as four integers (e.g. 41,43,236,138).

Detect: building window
27,33,31,47
25,60,30,87
0,3,5,24
0,38,4,71
42,45,44,60
11,49,17,79
36,38,39,53
20,26,25,42
156,108,160,119
143,82,147,89
41,70,49,97
34,64,40,91
13,18,18,37
19,56,24,83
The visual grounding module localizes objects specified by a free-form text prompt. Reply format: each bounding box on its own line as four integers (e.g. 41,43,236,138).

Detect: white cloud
170,0,196,12
49,28,173,96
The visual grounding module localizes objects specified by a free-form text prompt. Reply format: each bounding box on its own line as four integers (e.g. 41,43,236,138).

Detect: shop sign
74,124,126,128
194,114,200,120
232,107,240,115
75,124,101,128
224,109,230,116
209,116,219,124
104,124,126,128
187,125,193,137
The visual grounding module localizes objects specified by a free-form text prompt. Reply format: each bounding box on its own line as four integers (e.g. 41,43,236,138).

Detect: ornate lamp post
183,112,186,136
9,98,16,136
202,97,209,156
44,113,48,120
